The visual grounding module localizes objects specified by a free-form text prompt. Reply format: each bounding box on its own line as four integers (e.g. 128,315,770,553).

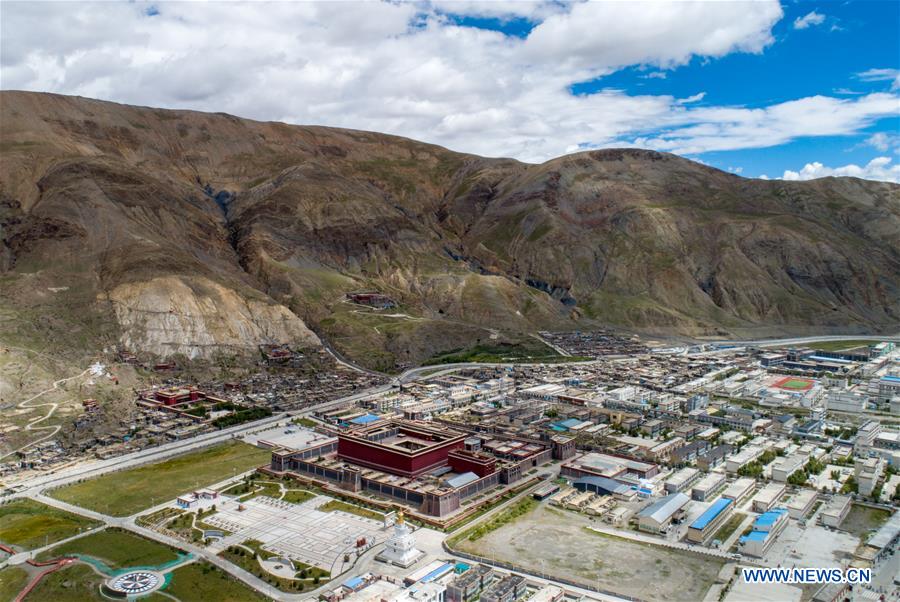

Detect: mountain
2,91,899,370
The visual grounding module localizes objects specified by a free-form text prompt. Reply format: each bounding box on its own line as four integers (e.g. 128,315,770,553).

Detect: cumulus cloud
782,156,900,183
793,11,825,30
0,0,895,175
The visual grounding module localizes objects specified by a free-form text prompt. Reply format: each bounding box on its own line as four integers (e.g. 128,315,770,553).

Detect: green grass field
50,441,271,516
282,489,316,504
319,500,384,521
165,561,269,602
0,499,102,550
37,528,181,569
0,566,30,602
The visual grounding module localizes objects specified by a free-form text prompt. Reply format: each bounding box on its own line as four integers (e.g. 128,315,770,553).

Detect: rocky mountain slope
2,91,898,369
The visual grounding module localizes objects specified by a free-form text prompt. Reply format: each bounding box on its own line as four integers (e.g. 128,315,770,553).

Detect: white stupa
376,511,424,567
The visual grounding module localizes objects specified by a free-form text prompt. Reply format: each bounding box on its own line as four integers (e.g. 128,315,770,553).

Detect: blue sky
2,1,899,181
447,1,899,179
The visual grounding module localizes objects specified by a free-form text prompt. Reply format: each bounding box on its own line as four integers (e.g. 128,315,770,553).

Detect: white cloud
629,93,899,155
782,156,900,183
0,0,894,180
863,132,900,153
857,68,900,91
793,11,825,30
676,92,707,104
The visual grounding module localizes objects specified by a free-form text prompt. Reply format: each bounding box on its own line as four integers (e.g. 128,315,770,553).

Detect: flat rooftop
340,420,466,455
246,426,335,451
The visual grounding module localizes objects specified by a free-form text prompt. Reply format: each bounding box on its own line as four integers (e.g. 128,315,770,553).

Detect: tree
787,470,808,486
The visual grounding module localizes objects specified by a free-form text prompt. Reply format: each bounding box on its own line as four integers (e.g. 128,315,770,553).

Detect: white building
786,489,818,520
825,390,868,414
855,457,884,497
722,477,756,505
726,446,764,473
819,495,852,528
692,472,726,501
752,482,786,512
771,455,806,483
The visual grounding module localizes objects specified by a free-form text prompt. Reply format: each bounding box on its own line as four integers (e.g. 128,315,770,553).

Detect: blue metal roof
809,355,851,363
343,576,365,589
558,418,582,429
690,498,733,531
754,508,788,528
740,530,769,542
881,375,900,383
350,413,380,424
419,563,453,583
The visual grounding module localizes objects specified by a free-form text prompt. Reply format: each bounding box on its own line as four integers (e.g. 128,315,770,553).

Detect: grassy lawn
220,545,322,593
452,498,537,544
0,499,102,550
37,528,181,569
23,563,105,602
282,489,316,504
50,441,270,516
711,512,746,545
136,507,185,529
318,500,384,521
165,561,270,602
0,566,30,602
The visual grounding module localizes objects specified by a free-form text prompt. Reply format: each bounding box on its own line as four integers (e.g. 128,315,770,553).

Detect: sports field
774,376,814,391
49,441,270,516
0,499,102,550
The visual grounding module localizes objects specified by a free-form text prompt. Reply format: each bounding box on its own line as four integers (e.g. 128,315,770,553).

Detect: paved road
711,334,900,347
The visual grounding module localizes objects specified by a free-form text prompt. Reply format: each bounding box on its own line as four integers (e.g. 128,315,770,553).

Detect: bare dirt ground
457,504,724,602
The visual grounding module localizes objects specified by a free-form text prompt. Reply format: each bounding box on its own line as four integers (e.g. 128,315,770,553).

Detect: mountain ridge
2,91,898,370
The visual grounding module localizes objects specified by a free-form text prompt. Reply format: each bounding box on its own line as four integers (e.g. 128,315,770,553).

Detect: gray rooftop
638,492,690,523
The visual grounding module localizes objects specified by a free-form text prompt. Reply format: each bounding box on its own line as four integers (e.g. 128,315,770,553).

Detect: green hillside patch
424,341,585,366
0,499,102,550
50,441,270,516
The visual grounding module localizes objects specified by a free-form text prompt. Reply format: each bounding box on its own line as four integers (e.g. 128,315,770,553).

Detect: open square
206,495,387,573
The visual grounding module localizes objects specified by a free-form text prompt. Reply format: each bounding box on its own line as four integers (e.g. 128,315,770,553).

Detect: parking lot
206,495,387,572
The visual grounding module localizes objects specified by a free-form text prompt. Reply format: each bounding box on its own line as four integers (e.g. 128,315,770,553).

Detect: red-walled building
448,449,497,477
337,420,466,477
151,386,203,406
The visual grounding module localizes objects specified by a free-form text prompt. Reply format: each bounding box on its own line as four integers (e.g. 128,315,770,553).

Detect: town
1,335,898,602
